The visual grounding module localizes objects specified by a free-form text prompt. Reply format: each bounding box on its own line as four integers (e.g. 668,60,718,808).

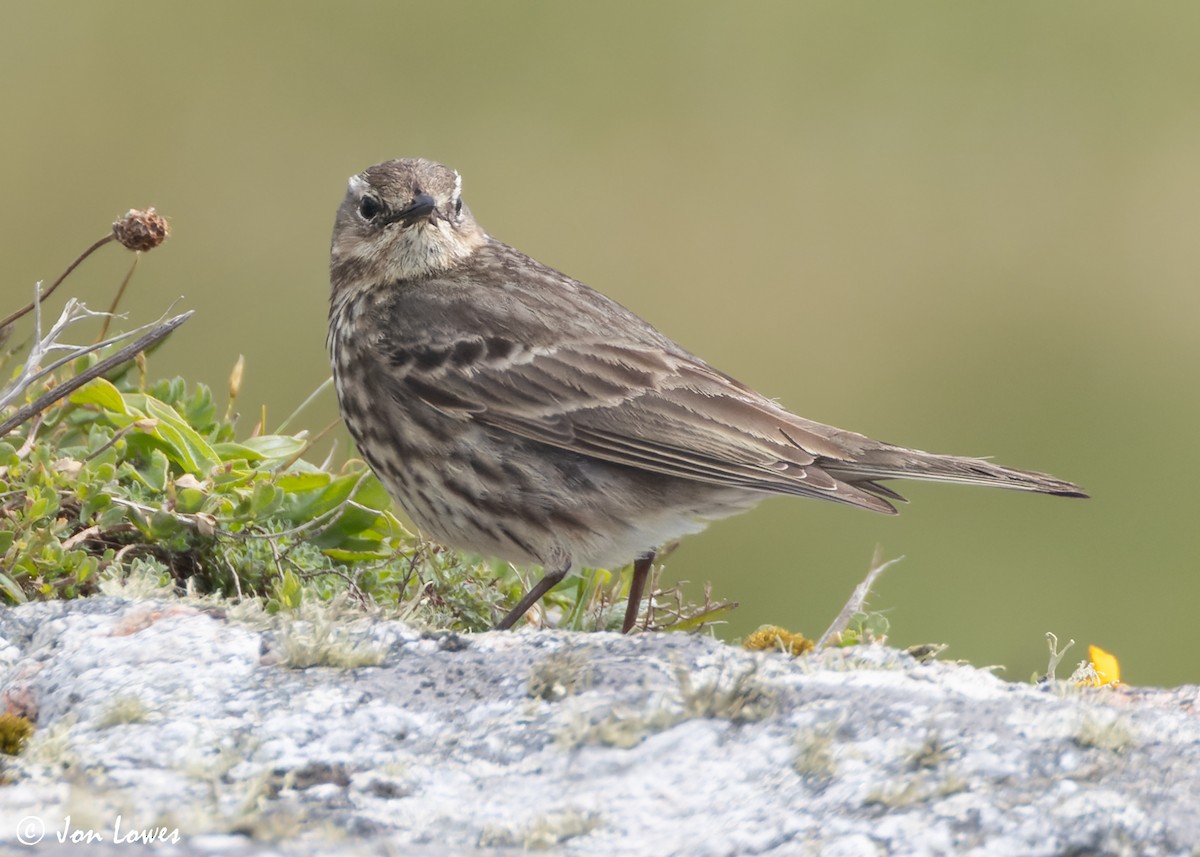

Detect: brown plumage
328,158,1086,632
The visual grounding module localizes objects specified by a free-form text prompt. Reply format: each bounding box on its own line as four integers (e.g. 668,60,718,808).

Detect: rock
0,596,1197,856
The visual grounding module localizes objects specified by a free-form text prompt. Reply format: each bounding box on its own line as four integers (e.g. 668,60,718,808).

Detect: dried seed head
112,208,170,252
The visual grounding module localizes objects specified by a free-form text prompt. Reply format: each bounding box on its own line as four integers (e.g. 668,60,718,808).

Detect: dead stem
0,234,116,330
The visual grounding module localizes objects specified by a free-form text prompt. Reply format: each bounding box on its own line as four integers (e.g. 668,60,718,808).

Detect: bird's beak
386,192,438,226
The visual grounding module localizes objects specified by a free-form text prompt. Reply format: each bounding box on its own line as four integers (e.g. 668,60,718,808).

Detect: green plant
0,211,735,633
0,213,510,625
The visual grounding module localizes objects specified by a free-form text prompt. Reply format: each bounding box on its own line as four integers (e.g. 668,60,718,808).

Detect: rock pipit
328,158,1085,633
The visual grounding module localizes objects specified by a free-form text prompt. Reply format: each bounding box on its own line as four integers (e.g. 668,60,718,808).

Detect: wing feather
390,336,897,513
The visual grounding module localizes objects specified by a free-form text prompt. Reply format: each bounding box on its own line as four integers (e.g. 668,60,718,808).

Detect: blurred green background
3,3,1197,684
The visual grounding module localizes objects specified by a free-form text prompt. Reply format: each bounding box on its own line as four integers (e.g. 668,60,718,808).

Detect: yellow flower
1086,644,1121,687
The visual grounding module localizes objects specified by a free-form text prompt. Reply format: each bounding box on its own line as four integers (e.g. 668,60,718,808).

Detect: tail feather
824,446,1088,499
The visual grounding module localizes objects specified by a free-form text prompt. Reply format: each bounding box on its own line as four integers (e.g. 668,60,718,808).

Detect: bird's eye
358,195,383,221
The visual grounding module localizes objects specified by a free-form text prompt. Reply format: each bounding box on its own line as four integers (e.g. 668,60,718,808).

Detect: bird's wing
382,334,900,513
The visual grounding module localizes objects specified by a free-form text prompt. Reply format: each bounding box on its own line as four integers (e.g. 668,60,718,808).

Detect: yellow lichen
0,713,34,755
743,625,814,657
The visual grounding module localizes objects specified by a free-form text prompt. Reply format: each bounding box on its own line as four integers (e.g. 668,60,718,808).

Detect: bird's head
330,158,487,292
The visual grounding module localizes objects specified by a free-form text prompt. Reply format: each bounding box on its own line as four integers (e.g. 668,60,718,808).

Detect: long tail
822,445,1087,506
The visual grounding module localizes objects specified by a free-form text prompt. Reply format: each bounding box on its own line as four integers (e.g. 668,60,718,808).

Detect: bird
327,158,1086,634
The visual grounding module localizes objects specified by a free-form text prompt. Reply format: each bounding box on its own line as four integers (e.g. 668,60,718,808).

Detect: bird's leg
622,551,655,634
494,563,570,630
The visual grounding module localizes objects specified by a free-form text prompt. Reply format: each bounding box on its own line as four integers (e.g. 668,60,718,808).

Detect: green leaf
0,573,26,603
96,504,129,529
28,488,57,520
140,397,220,475
82,458,116,483
351,474,393,511
79,491,112,522
37,540,64,566
322,546,393,562
211,442,267,463
68,377,128,415
249,481,283,517
175,488,208,514
182,384,217,433
275,472,331,493
274,570,303,609
148,510,184,540
309,505,387,548
236,434,307,464
282,472,363,523
209,464,256,489
130,449,170,492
